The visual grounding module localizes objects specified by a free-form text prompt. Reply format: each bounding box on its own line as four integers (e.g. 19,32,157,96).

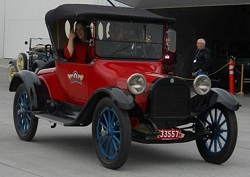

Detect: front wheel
7,64,16,83
92,97,131,169
196,105,237,164
17,53,27,71
13,83,38,141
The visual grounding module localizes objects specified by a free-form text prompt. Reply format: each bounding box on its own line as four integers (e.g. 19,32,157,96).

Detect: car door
56,61,89,104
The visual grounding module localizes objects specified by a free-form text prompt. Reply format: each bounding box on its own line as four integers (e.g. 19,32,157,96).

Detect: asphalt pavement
0,58,250,177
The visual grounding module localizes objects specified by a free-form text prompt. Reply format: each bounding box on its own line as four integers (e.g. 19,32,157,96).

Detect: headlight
193,75,211,95
127,73,146,95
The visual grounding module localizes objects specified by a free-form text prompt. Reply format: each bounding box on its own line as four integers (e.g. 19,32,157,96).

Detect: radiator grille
149,77,190,121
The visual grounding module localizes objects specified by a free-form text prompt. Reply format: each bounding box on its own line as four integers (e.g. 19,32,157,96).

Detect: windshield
95,21,164,59
27,38,51,50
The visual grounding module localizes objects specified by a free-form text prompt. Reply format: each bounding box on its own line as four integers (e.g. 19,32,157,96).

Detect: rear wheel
196,105,237,164
92,97,131,169
7,64,16,83
17,53,27,71
13,83,38,141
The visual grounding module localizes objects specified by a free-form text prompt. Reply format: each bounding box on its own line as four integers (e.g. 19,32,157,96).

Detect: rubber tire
7,64,16,83
92,97,131,169
13,83,38,141
17,53,27,71
196,104,237,164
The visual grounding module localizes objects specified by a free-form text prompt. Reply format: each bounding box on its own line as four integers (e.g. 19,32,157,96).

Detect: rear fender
9,70,41,110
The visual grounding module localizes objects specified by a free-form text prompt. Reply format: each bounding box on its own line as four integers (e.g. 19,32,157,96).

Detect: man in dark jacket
192,38,212,77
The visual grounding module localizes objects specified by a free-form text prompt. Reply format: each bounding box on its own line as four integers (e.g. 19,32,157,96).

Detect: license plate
157,129,182,140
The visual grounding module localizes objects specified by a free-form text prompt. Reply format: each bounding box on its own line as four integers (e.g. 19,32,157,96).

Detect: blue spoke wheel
196,105,237,164
13,83,38,141
92,97,131,169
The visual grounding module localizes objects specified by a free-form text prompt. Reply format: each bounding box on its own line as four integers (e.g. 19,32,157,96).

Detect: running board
34,113,76,126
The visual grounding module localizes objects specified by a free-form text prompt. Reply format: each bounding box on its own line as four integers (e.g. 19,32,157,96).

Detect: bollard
237,64,244,96
229,58,235,94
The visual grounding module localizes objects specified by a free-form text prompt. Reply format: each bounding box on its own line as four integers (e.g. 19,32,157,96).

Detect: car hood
96,60,165,88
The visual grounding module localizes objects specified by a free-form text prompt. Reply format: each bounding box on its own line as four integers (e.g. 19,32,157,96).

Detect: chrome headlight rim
193,75,211,95
127,73,146,95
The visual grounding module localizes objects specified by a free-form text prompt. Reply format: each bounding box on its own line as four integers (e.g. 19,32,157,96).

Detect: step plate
34,113,76,126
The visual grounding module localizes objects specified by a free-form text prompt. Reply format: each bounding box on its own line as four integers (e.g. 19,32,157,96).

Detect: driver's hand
68,29,76,41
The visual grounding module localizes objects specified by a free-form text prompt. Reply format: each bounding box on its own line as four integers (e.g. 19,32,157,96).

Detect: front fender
76,87,134,126
9,70,41,110
33,60,45,70
209,88,240,111
93,87,134,110
9,59,19,71
191,88,240,113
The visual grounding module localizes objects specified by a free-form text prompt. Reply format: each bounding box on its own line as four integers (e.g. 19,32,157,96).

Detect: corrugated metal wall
1,0,126,59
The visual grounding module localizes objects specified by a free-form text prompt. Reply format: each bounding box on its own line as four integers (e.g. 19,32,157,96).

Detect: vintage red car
9,4,239,169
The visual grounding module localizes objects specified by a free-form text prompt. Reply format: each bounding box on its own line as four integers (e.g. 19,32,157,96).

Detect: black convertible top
45,4,175,26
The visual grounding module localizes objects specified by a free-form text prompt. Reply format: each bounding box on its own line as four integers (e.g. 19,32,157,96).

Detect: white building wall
2,0,126,59
0,0,5,59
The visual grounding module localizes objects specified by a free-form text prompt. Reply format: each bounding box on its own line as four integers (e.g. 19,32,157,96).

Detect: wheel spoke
217,111,223,125
205,119,212,126
112,134,120,144
214,108,217,123
111,111,115,123
219,119,227,127
103,113,108,128
17,117,23,128
217,137,223,150
24,118,28,130
220,129,228,133
113,130,121,134
100,135,108,146
209,111,214,124
111,138,119,151
108,137,117,158
218,133,227,143
100,122,108,130
214,138,218,152
108,109,112,127
104,138,111,156
208,139,213,152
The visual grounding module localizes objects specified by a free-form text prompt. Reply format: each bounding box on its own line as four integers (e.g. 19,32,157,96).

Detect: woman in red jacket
64,21,91,63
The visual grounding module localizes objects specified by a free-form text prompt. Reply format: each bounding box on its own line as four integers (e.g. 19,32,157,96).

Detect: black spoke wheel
92,97,131,169
196,105,237,164
13,83,38,141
